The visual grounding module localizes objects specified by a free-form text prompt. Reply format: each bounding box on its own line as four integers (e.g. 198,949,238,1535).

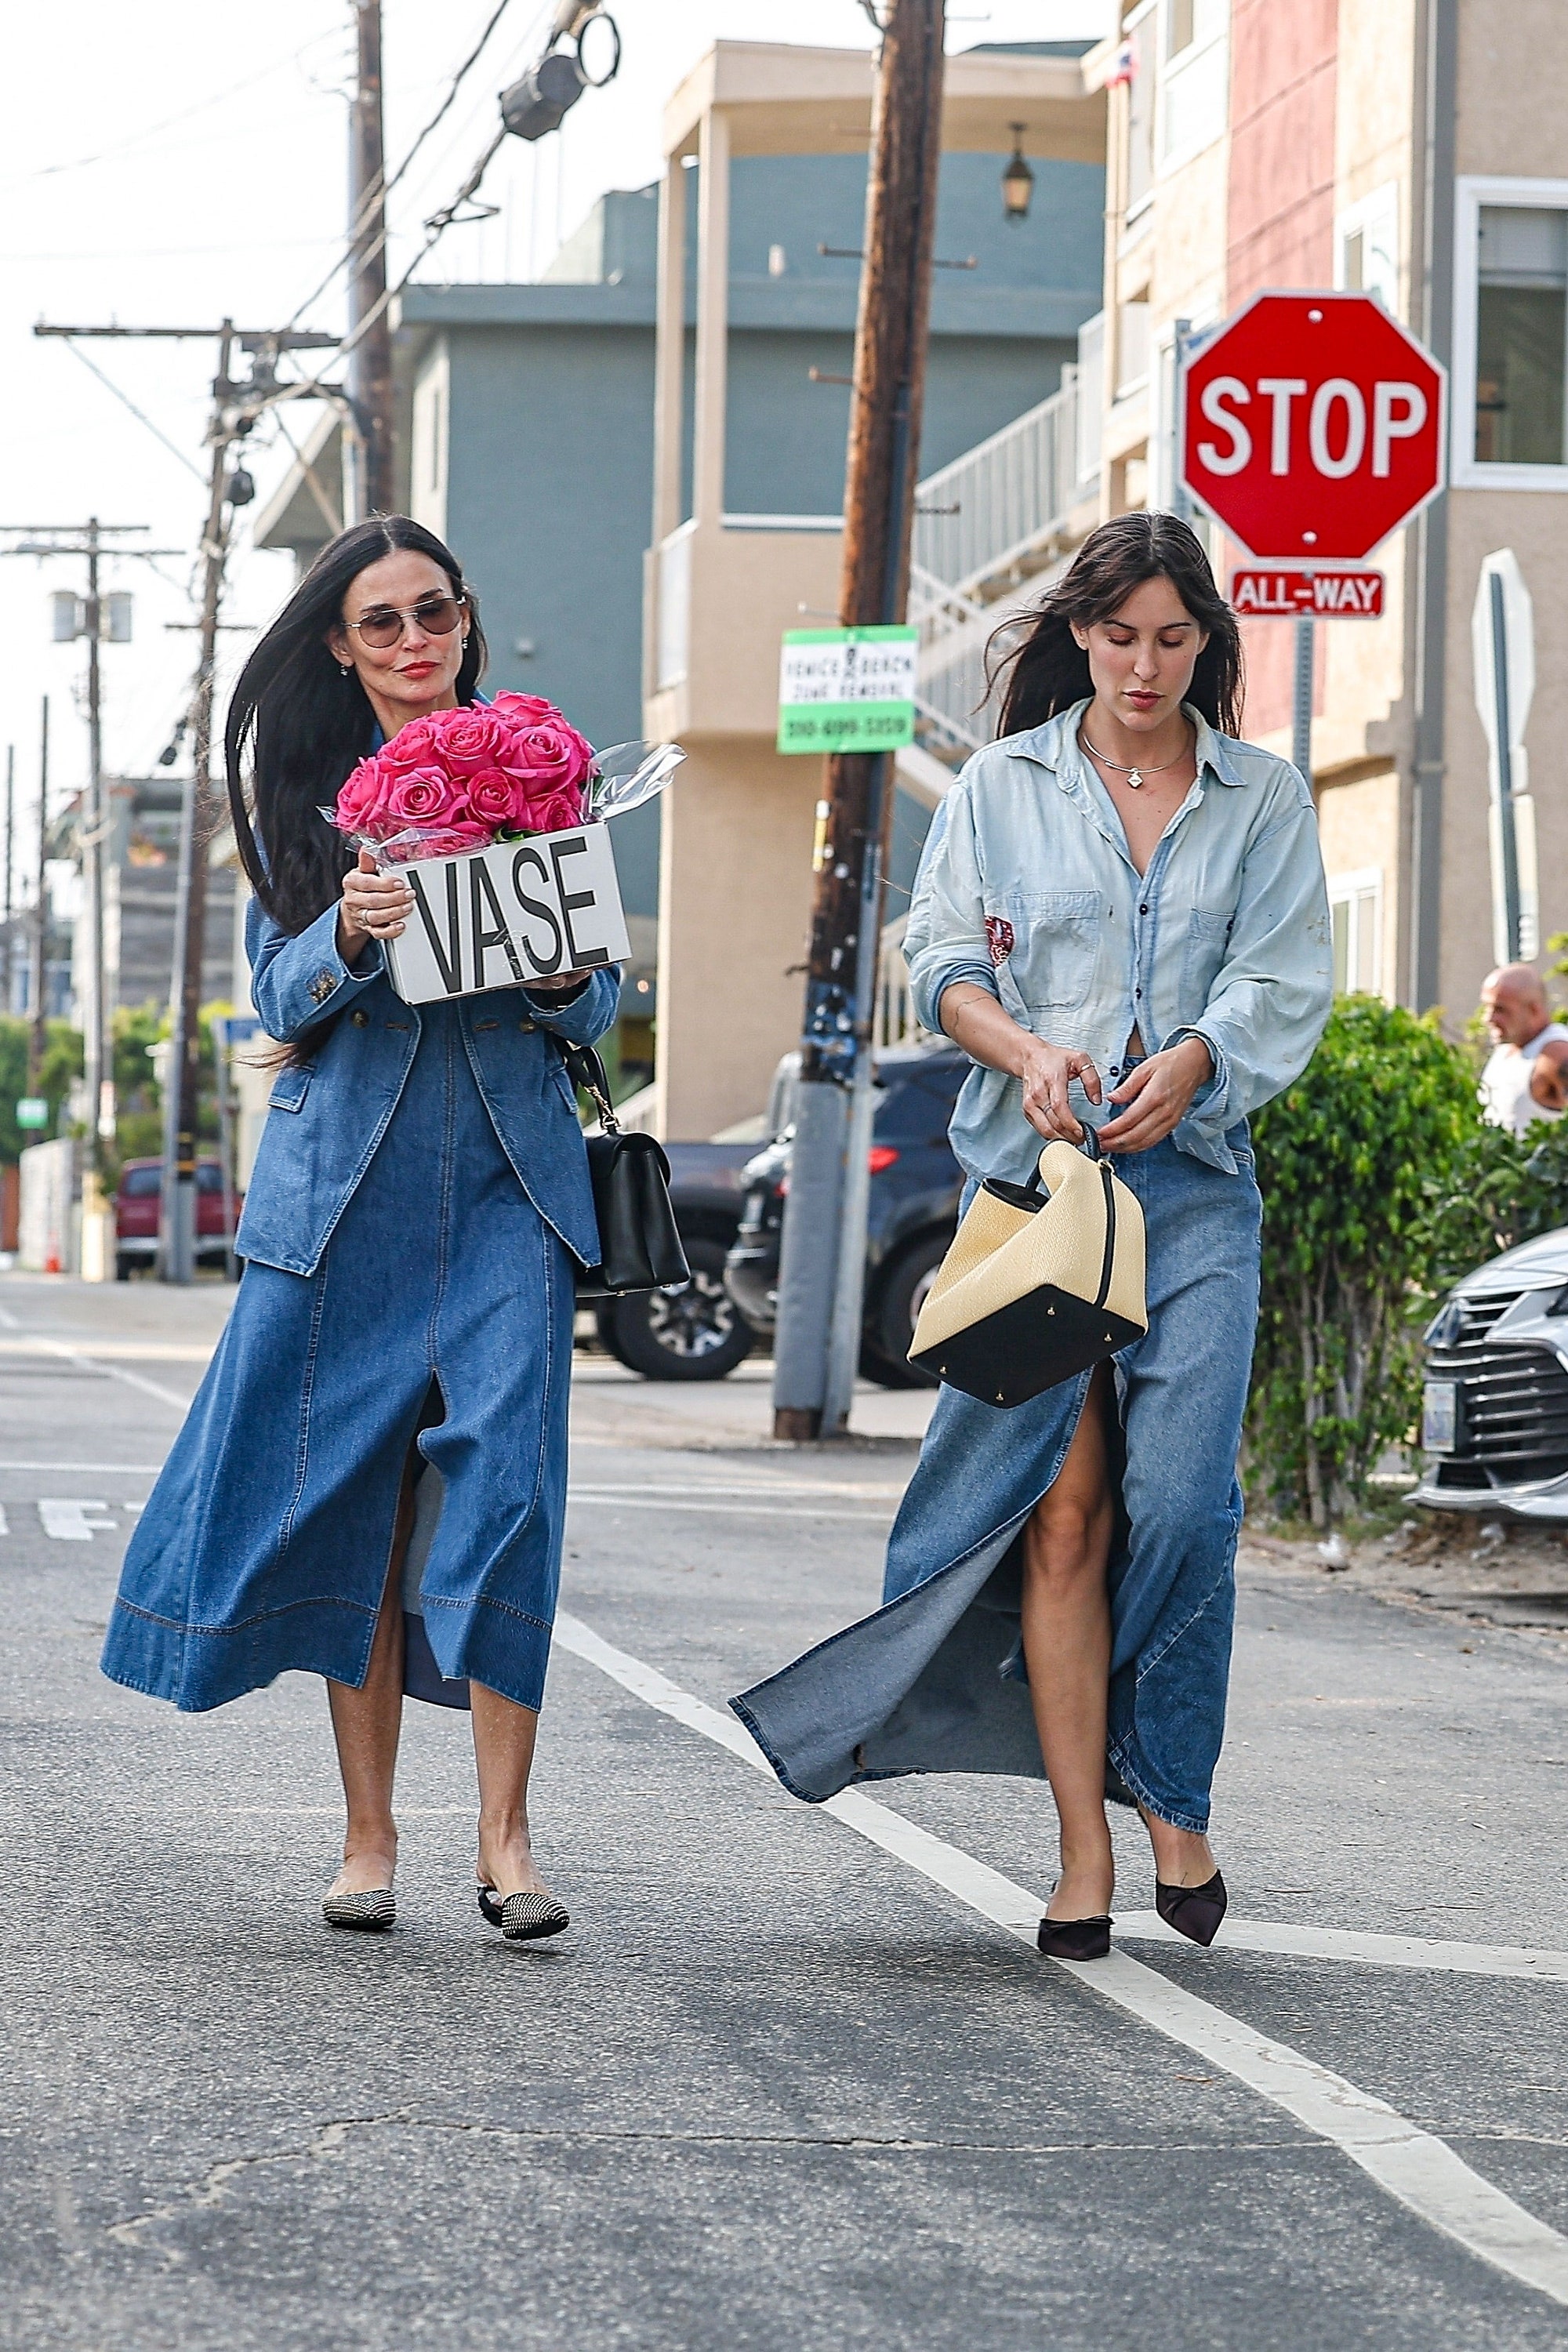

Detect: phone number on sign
779,710,913,750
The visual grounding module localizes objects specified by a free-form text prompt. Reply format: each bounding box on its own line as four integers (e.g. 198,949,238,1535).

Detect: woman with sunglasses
101,516,618,1944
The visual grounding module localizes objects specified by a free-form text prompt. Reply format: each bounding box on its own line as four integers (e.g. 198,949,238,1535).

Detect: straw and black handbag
909,1128,1147,1406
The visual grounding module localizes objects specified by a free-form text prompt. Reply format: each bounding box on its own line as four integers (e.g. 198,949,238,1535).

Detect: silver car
1415,1227,1568,1519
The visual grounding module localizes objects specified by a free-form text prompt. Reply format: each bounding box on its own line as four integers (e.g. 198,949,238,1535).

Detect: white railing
875,914,930,1051
911,361,1091,602
654,519,695,691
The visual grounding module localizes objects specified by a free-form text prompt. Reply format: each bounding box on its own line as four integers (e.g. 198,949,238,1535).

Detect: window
1117,299,1150,394
1330,870,1381,996
1159,0,1229,168
1453,178,1568,491
1476,207,1566,465
1336,184,1399,312
1125,11,1154,216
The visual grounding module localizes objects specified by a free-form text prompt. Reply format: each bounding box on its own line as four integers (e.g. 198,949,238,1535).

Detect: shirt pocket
1180,908,1235,1015
267,1064,314,1114
1001,889,1102,1018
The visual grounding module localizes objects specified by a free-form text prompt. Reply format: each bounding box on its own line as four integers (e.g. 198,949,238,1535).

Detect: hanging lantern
1002,125,1034,223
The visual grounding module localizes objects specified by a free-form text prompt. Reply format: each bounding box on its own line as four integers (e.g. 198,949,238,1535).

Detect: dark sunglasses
346,591,467,651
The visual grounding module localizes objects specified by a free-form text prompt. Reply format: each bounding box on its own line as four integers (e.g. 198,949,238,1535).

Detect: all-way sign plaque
1231,568,1385,619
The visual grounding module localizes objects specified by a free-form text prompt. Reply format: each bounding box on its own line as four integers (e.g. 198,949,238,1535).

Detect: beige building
1084,0,1568,1028
642,42,1105,1137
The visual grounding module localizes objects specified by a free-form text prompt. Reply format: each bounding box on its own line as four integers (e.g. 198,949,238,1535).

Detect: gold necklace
1079,724,1192,790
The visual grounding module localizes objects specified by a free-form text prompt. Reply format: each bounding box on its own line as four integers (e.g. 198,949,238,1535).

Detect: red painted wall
1225,0,1340,740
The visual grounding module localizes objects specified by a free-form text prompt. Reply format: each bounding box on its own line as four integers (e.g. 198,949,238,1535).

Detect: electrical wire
56,342,207,485
284,0,546,331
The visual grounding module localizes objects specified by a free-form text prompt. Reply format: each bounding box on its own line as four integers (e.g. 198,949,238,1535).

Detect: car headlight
1423,1298,1463,1348
1546,1283,1568,1316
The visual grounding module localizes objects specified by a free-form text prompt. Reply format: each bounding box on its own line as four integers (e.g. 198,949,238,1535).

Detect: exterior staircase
880,322,1102,1046
906,314,1102,771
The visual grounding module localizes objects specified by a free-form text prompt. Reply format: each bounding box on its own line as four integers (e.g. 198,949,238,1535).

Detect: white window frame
1157,0,1229,177
1328,867,1383,997
1123,0,1158,230
1334,181,1400,314
1452,174,1568,493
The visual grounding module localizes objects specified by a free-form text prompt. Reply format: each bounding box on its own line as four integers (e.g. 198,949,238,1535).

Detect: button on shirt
904,699,1333,1181
1480,1022,1568,1136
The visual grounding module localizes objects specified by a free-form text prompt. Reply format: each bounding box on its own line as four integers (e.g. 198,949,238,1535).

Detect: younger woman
733,513,1331,1955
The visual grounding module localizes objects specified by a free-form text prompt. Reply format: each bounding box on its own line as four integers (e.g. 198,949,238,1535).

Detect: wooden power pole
771,0,946,1441
158,325,238,1283
349,0,395,517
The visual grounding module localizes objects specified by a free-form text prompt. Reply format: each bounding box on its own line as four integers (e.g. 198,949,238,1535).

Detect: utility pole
33,316,339,1279
772,0,946,1442
2,518,176,1273
28,699,49,1091
83,518,107,1162
159,323,238,1283
349,0,394,518
2,746,13,1014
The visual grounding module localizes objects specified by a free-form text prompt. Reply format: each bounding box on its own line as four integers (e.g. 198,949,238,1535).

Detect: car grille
1426,1290,1568,1488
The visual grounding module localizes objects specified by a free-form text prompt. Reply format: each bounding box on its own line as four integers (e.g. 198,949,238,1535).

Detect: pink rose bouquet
328,695,597,865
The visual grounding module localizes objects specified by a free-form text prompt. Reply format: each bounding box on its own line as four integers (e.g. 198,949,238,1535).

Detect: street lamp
1002,125,1035,222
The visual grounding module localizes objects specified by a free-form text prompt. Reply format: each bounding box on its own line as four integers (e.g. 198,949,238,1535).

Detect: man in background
1479,964,1568,1133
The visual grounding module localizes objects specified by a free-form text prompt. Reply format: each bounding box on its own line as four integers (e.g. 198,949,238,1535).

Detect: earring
339,662,352,677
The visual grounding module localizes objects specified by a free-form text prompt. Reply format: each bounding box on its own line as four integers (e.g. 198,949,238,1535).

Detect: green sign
15,1097,47,1131
777,625,918,754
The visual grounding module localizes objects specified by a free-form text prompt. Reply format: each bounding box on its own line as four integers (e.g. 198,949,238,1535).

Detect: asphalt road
2,1272,1567,2350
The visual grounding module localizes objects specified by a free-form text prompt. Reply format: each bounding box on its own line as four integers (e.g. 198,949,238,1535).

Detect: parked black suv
724,1044,967,1388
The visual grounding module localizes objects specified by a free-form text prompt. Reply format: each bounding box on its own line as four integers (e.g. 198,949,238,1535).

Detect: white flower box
383,820,630,1007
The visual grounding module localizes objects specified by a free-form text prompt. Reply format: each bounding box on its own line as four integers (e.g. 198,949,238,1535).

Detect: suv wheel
595,1236,755,1381
861,1229,950,1389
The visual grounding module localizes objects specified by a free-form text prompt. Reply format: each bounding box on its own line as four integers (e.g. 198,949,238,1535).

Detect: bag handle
560,1041,619,1133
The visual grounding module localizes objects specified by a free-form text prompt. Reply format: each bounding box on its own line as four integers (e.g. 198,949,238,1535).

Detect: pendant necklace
1079,724,1192,790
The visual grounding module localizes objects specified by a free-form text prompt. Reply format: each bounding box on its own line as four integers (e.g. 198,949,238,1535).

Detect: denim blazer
234,892,619,1276
904,699,1332,1181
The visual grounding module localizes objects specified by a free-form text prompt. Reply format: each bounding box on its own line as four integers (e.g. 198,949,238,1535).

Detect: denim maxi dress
731,706,1332,1832
100,891,619,1716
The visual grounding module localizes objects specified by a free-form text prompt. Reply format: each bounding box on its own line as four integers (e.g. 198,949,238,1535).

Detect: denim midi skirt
101,1000,576,1715
732,1134,1262,1832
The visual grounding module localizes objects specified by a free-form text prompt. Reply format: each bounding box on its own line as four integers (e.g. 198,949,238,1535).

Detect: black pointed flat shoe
477,1883,570,1943
1036,1912,1112,1961
1154,1867,1228,1947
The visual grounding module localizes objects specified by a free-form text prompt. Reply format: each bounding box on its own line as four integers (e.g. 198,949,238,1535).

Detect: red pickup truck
115,1159,242,1279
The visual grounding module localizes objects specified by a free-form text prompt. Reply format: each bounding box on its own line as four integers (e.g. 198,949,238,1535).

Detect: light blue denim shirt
904,699,1332,1180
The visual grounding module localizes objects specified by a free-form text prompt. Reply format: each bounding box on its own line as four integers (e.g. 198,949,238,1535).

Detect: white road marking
554,1610,1568,2310
568,1492,891,1523
0,1505,8,1536
0,1461,162,1474
0,1339,214,1363
1116,1912,1568,1984
567,1475,909,1503
38,1499,118,1542
26,1341,192,1413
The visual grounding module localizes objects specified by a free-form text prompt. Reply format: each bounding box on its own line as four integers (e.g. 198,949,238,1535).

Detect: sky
0,0,1112,894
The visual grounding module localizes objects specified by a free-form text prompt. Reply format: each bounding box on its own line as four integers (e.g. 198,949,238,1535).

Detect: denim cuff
1164,1023,1231,1128
917,959,999,1037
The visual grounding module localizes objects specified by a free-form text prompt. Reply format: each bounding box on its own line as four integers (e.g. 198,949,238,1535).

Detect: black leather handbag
560,1044,691,1299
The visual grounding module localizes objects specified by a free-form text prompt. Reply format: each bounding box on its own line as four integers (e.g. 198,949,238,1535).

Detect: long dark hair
226,515,488,935
989,511,1243,739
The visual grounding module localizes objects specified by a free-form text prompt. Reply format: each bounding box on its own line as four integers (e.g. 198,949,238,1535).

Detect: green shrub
1248,996,1483,1526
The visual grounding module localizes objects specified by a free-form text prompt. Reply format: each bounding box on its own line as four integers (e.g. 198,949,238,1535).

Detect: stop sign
1180,292,1446,561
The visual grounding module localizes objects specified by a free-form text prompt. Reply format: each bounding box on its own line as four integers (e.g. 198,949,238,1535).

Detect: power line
55,340,207,485
285,0,541,331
